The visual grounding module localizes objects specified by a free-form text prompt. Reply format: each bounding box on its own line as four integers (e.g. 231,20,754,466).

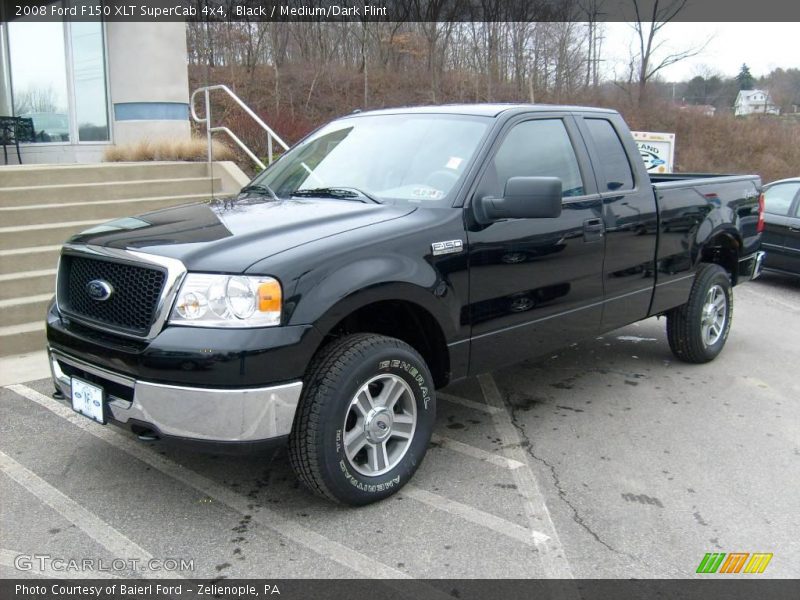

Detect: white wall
105,22,191,145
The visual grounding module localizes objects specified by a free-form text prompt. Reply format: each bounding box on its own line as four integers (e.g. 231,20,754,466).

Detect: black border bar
2,0,800,22
2,579,800,600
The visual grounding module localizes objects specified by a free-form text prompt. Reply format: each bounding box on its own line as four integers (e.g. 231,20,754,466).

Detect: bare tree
578,0,606,89
14,86,60,114
631,0,708,106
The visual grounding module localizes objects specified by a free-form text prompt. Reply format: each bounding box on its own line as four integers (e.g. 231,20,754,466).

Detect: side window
584,118,635,191
764,183,800,216
479,119,585,199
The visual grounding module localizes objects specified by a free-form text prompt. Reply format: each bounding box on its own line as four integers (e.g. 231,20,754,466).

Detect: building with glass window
0,18,190,164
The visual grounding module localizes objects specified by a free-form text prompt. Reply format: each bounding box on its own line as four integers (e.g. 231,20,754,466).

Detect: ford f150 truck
47,104,765,505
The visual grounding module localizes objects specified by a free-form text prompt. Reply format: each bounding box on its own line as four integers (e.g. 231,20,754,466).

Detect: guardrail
190,84,288,170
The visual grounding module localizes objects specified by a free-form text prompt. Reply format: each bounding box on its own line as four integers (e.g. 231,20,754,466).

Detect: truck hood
67,196,416,272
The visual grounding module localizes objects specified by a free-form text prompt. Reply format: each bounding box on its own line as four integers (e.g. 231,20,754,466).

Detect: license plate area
71,377,106,424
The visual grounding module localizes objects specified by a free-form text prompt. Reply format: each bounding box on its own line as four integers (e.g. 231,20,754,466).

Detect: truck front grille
58,255,167,336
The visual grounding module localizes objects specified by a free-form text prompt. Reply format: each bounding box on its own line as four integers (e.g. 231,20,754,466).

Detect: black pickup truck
47,104,764,505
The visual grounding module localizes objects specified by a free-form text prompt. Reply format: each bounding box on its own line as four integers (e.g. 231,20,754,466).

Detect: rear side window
585,118,635,191
764,182,800,215
481,119,585,198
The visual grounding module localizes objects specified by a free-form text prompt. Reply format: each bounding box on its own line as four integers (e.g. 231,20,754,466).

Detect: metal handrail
190,84,289,170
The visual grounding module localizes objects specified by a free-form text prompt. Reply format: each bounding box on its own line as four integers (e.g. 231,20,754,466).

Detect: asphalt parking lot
1,273,798,581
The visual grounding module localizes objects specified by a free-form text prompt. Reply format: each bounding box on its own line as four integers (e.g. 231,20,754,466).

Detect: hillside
190,64,799,183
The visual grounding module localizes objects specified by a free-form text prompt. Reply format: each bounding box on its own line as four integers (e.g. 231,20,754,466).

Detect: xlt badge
431,240,464,256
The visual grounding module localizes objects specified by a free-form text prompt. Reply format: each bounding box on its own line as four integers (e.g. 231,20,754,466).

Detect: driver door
466,115,606,374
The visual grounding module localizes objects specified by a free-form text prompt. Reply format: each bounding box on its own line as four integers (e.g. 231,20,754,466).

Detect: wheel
288,333,436,505
666,263,733,363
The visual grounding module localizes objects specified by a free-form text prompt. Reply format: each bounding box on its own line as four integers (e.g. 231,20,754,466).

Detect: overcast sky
601,22,800,82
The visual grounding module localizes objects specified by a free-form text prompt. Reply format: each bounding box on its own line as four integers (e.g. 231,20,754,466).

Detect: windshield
251,113,491,205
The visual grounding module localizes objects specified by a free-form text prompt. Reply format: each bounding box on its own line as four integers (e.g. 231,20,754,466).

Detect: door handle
583,218,604,242
584,218,604,232
788,226,800,233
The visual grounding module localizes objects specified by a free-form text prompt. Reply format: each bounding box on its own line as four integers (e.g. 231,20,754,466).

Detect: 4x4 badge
431,240,464,256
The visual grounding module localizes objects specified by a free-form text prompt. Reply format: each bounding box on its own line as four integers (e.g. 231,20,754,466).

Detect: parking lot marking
403,485,549,545
430,433,525,470
738,285,800,312
0,548,120,579
0,451,175,580
6,385,438,587
438,391,501,414
478,373,577,581
9,384,548,587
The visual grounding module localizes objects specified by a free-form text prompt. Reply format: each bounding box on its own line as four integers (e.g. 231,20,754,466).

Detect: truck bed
647,172,761,315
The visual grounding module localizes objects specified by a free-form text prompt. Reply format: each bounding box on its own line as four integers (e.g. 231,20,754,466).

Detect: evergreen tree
737,64,755,90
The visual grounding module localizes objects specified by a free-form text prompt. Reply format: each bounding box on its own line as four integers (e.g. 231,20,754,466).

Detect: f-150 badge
432,240,464,256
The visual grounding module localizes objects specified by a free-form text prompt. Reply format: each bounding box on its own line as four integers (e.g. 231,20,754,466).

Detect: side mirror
473,177,563,224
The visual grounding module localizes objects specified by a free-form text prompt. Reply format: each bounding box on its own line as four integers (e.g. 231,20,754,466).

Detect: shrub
103,137,235,162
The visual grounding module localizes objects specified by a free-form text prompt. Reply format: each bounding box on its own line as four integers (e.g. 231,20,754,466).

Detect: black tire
288,333,436,505
666,263,733,363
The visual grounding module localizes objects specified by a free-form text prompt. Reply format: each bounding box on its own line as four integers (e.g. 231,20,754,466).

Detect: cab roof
348,103,618,118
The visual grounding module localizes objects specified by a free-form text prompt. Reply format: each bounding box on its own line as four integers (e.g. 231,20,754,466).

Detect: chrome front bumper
49,348,302,442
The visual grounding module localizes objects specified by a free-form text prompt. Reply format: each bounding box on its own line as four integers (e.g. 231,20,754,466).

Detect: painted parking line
5,384,412,581
430,433,525,470
438,391,500,415
477,373,577,582
402,485,549,545
9,384,548,578
8,385,485,598
0,451,174,580
0,548,119,579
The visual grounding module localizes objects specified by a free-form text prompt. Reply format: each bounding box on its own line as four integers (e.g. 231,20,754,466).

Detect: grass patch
103,137,236,162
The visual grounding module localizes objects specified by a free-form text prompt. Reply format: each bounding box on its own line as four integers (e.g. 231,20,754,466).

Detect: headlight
169,274,281,327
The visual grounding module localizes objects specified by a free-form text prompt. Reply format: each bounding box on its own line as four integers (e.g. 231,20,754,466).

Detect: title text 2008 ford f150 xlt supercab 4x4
47,104,765,505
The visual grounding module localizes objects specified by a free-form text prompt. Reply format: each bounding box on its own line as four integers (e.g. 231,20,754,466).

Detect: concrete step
0,162,210,187
0,294,52,327
0,193,210,226
0,321,46,357
0,269,57,300
0,245,61,276
0,221,104,251
0,177,221,206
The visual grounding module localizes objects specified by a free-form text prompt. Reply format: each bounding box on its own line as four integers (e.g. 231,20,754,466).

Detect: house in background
734,89,780,116
0,18,191,164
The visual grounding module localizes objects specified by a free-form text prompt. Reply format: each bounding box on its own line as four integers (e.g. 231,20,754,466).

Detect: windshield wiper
239,183,280,201
290,187,381,204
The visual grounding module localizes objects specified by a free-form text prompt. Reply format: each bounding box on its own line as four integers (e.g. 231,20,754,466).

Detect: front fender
287,254,460,340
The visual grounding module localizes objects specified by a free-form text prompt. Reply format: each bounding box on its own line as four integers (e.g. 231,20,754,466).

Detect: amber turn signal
257,280,282,313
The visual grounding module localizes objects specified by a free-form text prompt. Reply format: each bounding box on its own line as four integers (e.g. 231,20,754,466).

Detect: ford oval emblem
86,279,114,301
